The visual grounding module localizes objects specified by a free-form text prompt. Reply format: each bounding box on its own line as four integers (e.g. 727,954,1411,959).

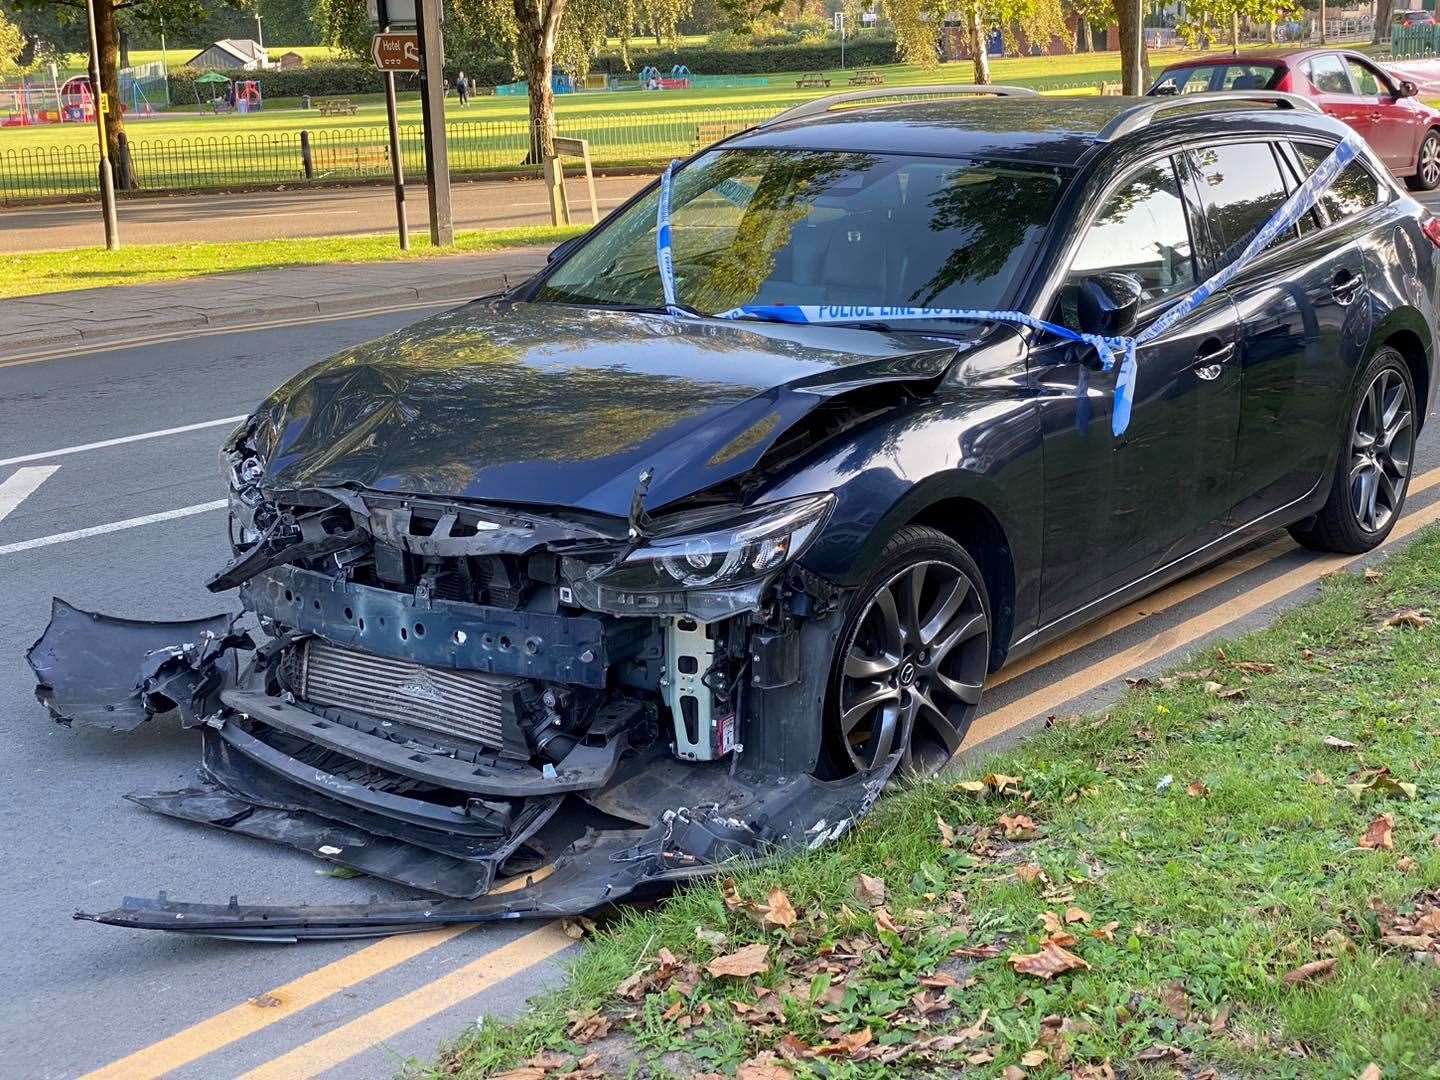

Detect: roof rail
1097,91,1323,141
759,84,1038,129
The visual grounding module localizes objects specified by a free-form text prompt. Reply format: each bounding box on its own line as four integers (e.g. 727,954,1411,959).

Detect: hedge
167,38,899,102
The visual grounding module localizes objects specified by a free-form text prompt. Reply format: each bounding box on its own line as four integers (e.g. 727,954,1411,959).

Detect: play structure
1,62,168,127
496,71,577,97
640,64,692,89
193,72,263,114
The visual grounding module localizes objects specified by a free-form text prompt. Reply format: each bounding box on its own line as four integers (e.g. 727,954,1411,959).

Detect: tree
1,7,26,76
11,0,252,188
1113,0,1144,93
1176,0,1300,55
882,0,1071,85
450,0,691,161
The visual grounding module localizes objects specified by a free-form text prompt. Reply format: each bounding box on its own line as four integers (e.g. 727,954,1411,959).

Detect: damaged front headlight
563,493,834,618
222,431,273,552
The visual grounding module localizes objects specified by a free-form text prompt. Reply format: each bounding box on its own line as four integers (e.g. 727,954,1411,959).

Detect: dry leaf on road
706,942,770,978
1008,940,1090,979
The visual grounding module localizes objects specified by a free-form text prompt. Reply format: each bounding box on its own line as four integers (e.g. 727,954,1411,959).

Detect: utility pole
1320,2,1328,44
254,12,265,55
374,0,410,250
84,0,119,250
414,0,453,246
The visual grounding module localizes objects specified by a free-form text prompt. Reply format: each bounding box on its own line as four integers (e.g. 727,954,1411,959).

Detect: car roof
1157,46,1373,70
724,94,1351,169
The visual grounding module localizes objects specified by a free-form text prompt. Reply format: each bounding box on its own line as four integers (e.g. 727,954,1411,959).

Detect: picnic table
795,75,832,89
317,97,358,116
847,70,885,86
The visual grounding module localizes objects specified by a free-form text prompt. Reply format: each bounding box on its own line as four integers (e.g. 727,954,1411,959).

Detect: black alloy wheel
831,527,991,776
1350,365,1414,534
1291,347,1416,554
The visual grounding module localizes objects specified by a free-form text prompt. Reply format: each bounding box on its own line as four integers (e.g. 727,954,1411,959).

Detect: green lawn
431,528,1440,1079
0,224,583,298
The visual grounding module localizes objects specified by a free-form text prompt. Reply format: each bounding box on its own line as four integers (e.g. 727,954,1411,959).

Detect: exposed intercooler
282,639,531,758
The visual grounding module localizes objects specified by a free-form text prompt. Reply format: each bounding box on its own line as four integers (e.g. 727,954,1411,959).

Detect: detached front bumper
30,594,890,941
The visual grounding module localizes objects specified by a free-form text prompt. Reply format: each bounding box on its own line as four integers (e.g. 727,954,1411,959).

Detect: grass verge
426,529,1440,1080
0,225,585,298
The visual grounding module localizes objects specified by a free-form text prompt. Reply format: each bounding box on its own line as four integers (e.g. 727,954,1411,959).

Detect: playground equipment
496,72,576,97
1,61,168,127
192,71,260,113
236,80,262,113
639,64,692,90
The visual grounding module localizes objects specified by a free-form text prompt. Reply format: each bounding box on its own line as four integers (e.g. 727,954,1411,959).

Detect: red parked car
1149,49,1440,190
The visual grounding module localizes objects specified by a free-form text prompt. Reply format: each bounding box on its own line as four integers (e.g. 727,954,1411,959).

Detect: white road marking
0,416,249,468
0,500,226,556
0,465,60,525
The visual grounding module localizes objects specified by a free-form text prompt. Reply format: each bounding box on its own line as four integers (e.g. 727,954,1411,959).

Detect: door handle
1192,340,1234,381
1331,271,1364,305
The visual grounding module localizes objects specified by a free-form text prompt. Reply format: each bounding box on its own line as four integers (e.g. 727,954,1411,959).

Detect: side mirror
547,235,583,264
1398,79,1420,99
1150,80,1179,97
1075,272,1144,337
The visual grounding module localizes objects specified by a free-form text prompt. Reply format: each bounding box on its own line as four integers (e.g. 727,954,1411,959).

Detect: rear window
1153,63,1281,95
1292,142,1385,221
1190,142,1292,263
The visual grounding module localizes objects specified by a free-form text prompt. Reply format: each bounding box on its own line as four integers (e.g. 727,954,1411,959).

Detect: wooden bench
795,75,832,88
847,70,885,86
317,97,358,116
1099,81,1123,96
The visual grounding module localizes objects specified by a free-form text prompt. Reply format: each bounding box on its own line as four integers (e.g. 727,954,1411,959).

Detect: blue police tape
653,134,1365,436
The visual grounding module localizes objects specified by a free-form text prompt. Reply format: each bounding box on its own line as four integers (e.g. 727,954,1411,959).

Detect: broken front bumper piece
30,600,893,942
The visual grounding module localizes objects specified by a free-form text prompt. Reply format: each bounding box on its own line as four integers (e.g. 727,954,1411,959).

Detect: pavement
0,173,654,254
3,226,1440,1077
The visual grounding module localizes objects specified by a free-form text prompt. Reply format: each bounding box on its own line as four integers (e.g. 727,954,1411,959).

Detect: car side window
1292,141,1385,221
1305,54,1353,95
1068,158,1197,303
1346,58,1384,96
1189,142,1293,265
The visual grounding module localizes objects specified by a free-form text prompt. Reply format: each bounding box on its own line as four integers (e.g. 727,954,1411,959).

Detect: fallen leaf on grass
775,1033,812,1061
1065,906,1091,924
873,906,900,933
1008,940,1090,979
936,813,956,847
721,879,797,930
1209,1004,1231,1034
1232,660,1276,674
1003,1066,1028,1079
695,926,727,948
814,1027,873,1056
1090,921,1120,942
706,942,770,978
1186,779,1210,798
1015,863,1046,885
1359,813,1395,851
1020,1049,1048,1066
490,1069,547,1080
566,1010,610,1044
1070,1063,1117,1080
1282,957,1338,985
1160,981,1190,1019
1363,567,1383,583
1357,1065,1382,1080
1383,609,1432,629
854,873,886,908
737,1051,793,1080
1398,855,1418,872
998,813,1038,839
1346,768,1418,801
1323,735,1358,750
956,772,1025,797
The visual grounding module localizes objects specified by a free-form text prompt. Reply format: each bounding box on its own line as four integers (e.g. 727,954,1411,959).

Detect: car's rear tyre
1289,347,1416,554
823,527,990,777
1407,130,1440,191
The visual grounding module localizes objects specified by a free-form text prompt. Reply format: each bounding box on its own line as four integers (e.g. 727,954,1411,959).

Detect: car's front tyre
823,527,991,777
1407,130,1440,191
1290,346,1416,553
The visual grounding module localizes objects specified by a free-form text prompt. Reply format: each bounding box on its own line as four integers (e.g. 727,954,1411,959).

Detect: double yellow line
81,466,1440,1080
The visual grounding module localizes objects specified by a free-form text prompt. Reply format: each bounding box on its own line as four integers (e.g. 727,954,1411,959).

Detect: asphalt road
2,306,1439,1078
0,174,654,254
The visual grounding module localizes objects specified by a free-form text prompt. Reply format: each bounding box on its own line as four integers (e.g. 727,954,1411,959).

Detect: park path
0,172,653,254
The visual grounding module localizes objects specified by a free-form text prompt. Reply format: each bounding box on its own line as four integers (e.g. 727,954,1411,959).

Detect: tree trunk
515,0,565,164
1319,2,1328,44
967,2,990,84
1231,10,1240,50
1374,0,1388,45
1115,0,1147,95
1268,18,1276,44
1077,17,1091,53
94,0,131,190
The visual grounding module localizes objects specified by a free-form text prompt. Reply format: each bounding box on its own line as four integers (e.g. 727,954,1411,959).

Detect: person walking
456,70,470,108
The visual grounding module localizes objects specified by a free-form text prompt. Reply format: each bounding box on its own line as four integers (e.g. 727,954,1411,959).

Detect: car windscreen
1152,62,1282,94
534,148,1066,317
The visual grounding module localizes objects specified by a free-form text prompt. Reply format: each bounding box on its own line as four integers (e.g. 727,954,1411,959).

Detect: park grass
0,223,584,298
423,527,1440,1080
2,45,1284,154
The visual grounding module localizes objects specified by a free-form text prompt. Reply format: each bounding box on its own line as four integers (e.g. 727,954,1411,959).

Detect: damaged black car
31,90,1435,939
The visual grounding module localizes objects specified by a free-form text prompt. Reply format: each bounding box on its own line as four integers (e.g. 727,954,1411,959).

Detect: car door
1188,139,1371,524
1034,153,1241,624
1302,53,1378,150
1344,55,1423,173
